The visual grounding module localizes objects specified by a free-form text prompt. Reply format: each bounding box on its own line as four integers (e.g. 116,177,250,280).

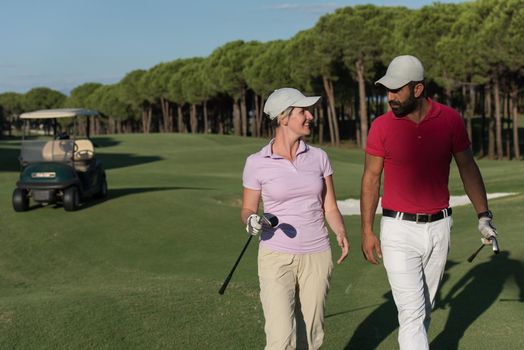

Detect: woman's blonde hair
271,106,294,128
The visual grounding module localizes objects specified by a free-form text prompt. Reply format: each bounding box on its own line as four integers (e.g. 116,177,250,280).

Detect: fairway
0,134,522,349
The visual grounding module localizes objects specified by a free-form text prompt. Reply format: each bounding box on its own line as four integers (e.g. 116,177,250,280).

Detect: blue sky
0,0,465,94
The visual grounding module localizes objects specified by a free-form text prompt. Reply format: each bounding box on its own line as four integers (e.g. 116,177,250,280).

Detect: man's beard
389,92,418,118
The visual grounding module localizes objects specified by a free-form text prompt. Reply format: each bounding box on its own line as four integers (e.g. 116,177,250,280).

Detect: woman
241,88,350,349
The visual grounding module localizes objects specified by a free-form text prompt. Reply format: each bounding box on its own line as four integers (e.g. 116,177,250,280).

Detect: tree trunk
177,104,185,133
233,100,241,136
218,111,224,135
160,97,172,132
504,92,511,159
356,59,368,149
324,98,335,146
203,100,209,134
486,83,496,159
190,104,198,133
240,87,248,137
254,95,262,138
493,76,503,159
89,116,96,136
95,117,101,135
511,82,521,160
322,75,339,146
463,85,472,144
141,111,145,133
318,105,325,145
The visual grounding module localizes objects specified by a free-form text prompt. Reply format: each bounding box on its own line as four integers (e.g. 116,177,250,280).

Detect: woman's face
285,107,314,136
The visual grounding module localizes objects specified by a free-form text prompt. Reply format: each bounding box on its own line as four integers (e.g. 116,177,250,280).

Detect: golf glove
478,217,497,241
246,214,262,236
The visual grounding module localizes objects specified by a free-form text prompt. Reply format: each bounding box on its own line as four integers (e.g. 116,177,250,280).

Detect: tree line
1,0,522,160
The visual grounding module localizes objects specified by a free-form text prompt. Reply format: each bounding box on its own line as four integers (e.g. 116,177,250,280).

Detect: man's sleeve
451,112,471,154
365,120,386,157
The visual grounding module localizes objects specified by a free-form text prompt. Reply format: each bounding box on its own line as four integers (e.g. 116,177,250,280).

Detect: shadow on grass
1,136,160,172
0,147,163,172
343,260,459,350
9,187,212,212
96,153,163,171
90,137,121,148
78,186,213,210
431,251,524,350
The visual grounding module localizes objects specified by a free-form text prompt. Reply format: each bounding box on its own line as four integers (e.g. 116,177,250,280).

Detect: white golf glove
246,214,262,236
478,217,497,244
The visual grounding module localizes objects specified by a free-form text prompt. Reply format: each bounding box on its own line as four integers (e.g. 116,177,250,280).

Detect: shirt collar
261,138,309,159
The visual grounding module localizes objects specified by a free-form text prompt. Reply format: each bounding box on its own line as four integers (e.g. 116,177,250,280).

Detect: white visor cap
375,55,424,90
263,88,321,120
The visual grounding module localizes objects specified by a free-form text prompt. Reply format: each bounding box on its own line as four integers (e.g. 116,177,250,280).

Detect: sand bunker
337,193,517,216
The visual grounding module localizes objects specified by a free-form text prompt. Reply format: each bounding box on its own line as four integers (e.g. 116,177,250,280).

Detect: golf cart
12,108,108,212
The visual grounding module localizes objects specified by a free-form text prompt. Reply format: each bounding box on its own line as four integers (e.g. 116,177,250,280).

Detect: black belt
382,208,452,223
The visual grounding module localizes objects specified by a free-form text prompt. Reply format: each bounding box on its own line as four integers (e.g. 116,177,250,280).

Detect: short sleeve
451,112,471,153
242,155,261,190
320,150,333,177
365,119,386,157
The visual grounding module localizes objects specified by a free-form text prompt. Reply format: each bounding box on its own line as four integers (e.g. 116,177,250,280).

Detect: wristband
477,210,493,219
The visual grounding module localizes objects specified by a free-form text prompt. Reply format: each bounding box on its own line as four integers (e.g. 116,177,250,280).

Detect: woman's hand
336,233,350,264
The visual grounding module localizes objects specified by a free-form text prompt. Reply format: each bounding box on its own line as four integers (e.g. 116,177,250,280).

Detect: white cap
375,55,424,89
263,88,321,120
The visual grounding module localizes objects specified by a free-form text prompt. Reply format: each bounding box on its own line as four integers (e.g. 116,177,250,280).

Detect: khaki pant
258,247,333,350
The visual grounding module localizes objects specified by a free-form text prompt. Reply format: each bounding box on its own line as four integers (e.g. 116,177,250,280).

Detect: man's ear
414,83,424,98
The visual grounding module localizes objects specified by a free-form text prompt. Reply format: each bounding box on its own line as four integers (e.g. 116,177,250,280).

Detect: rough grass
0,133,522,349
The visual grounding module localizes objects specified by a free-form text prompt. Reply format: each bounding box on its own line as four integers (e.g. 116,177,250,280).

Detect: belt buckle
415,213,428,224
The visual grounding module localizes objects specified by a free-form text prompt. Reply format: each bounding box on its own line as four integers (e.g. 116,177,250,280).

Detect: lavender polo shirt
242,139,333,254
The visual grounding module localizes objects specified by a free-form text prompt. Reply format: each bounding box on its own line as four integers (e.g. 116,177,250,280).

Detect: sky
0,0,466,95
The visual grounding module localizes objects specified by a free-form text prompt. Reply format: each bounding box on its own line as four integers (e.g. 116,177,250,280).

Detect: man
360,55,498,350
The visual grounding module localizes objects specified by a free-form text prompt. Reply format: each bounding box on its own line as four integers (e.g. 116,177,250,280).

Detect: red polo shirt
365,99,470,213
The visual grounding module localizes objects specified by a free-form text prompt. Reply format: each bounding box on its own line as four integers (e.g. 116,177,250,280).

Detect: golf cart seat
73,139,95,171
42,140,75,162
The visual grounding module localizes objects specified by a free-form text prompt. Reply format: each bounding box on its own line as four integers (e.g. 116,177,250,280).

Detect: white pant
380,215,452,350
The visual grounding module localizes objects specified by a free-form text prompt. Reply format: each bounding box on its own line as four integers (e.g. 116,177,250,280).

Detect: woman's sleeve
242,156,261,190
320,150,334,177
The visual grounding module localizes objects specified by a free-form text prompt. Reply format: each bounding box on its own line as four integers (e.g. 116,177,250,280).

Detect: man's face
387,83,419,117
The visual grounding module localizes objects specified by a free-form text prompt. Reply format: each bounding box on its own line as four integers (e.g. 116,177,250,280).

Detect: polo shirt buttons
417,136,422,139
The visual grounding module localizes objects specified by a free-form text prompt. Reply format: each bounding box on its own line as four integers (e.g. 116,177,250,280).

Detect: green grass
0,133,522,349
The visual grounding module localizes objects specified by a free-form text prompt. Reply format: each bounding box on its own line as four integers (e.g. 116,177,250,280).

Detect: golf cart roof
20,108,98,120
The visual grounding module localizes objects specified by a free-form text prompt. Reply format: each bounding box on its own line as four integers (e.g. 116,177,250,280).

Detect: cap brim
375,76,410,90
291,96,321,108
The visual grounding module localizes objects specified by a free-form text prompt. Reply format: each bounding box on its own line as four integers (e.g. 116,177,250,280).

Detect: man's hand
478,217,497,240
336,233,350,264
246,214,262,236
361,231,382,264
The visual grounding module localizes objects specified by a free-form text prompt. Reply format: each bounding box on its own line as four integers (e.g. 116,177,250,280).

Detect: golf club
467,236,499,263
218,213,279,295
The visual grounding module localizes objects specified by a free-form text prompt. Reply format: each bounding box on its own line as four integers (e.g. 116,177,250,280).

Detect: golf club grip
218,235,253,295
491,236,500,253
467,244,485,263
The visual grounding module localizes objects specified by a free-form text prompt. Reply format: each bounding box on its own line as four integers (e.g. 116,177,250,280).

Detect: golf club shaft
467,244,485,263
467,235,500,263
218,214,278,295
218,235,253,295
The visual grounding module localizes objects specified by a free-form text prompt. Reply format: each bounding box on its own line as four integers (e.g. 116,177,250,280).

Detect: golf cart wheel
63,186,79,211
12,188,29,212
94,176,108,199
